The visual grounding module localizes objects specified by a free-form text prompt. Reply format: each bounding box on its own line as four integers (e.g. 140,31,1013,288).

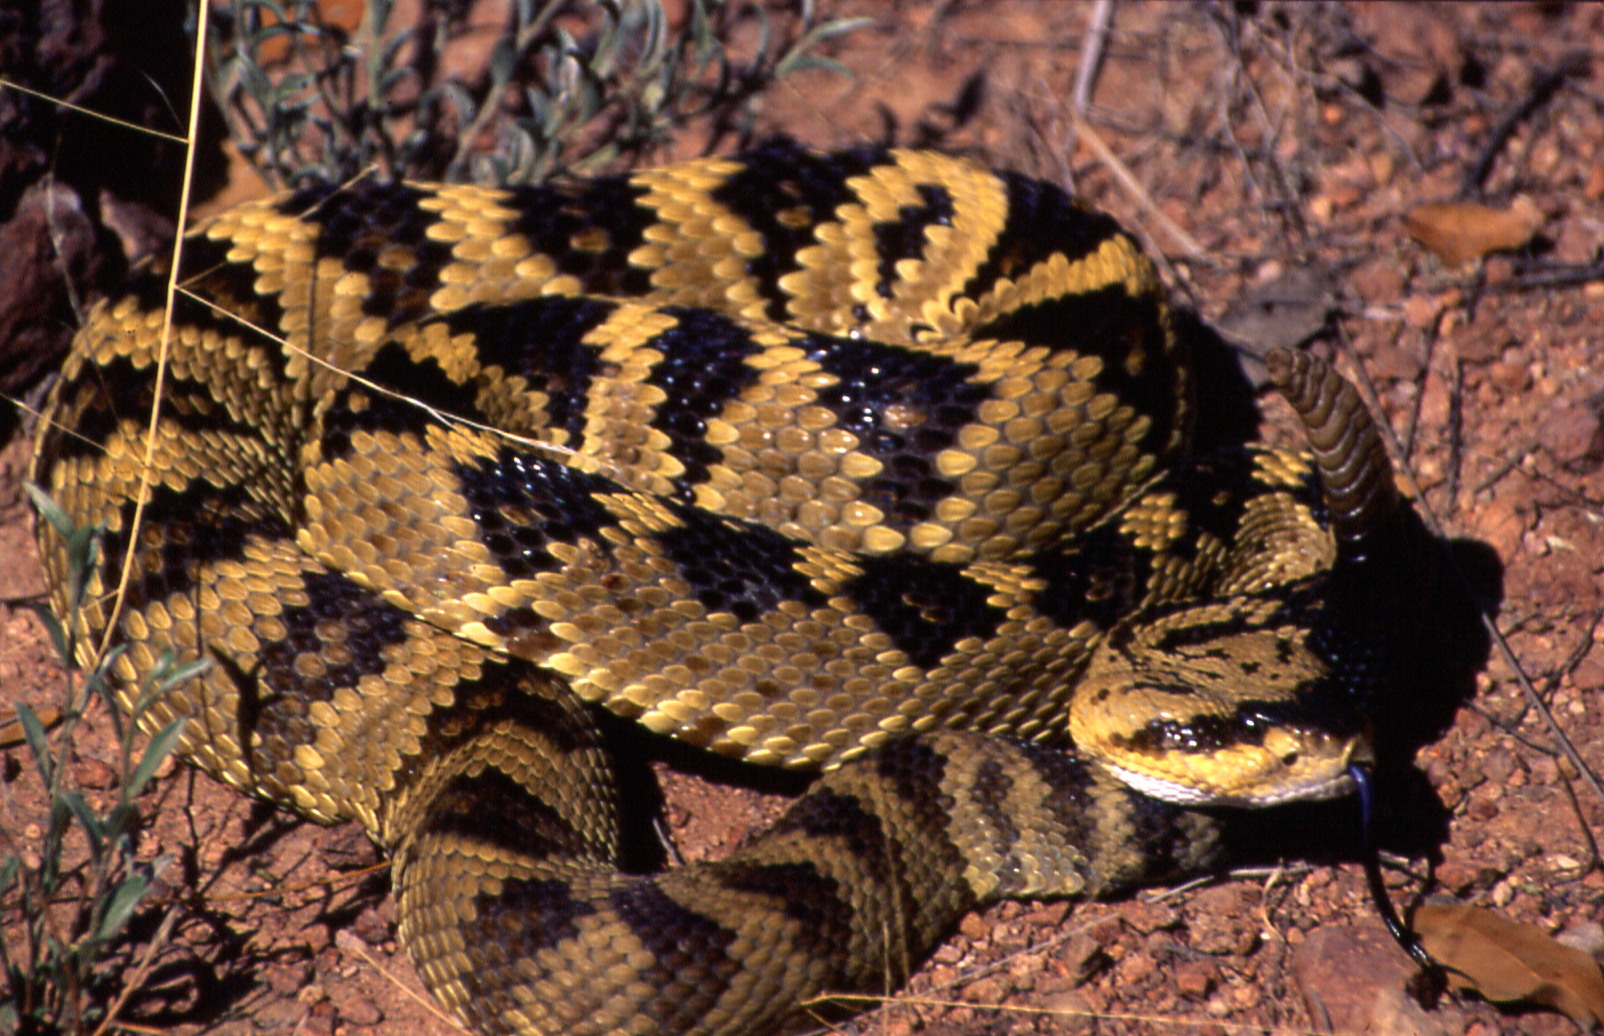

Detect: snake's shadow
1227,530,1502,869
1187,313,1504,872
596,708,815,874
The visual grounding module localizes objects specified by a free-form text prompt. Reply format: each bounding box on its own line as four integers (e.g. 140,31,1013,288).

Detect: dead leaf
1403,197,1544,267
1413,902,1604,1026
1217,265,1340,371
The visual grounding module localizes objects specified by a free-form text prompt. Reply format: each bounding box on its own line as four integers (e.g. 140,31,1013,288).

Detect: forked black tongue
1350,762,1440,974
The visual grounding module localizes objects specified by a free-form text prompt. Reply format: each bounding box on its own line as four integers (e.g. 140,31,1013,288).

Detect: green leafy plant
0,487,201,1035
206,0,873,187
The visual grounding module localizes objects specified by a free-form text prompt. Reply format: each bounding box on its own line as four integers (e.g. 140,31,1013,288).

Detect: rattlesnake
32,140,1412,1035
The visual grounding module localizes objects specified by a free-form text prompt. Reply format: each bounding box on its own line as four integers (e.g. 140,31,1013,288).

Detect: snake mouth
1100,756,1360,809
1096,722,1374,809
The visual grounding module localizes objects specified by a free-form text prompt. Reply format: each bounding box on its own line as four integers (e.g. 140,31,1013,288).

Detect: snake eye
1281,751,1299,766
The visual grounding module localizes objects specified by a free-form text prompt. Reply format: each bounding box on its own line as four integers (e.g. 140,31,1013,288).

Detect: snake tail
1265,346,1401,560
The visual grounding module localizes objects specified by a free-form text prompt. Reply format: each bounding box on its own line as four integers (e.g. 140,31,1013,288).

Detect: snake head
1063,347,1406,809
1070,596,1375,808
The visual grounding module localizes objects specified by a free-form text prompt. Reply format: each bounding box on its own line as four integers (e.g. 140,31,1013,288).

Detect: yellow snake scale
33,141,1409,1035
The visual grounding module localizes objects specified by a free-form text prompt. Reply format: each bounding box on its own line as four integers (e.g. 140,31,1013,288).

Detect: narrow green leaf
689,0,715,61
22,482,72,539
555,26,579,60
128,719,187,798
379,66,415,96
523,89,552,137
490,36,517,85
94,871,151,943
239,58,273,98
15,704,52,788
63,536,104,619
777,53,851,79
369,0,395,33
275,72,313,98
46,795,74,863
89,641,127,680
804,16,876,45
28,603,70,666
437,83,477,128
641,0,666,64
380,28,413,67
153,655,209,696
61,791,104,856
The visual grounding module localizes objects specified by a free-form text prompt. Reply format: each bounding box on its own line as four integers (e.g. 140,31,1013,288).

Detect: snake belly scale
32,140,1397,1035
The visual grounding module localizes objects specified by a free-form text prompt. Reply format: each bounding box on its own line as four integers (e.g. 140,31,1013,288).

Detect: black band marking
504,177,657,296
961,171,1126,304
438,296,620,446
282,179,455,328
654,506,830,624
453,446,624,580
708,139,880,320
319,341,485,461
806,333,985,526
842,554,1008,669
640,307,767,501
872,182,955,299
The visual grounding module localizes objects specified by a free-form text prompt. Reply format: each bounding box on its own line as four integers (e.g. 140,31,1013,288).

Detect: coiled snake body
33,141,1408,1035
